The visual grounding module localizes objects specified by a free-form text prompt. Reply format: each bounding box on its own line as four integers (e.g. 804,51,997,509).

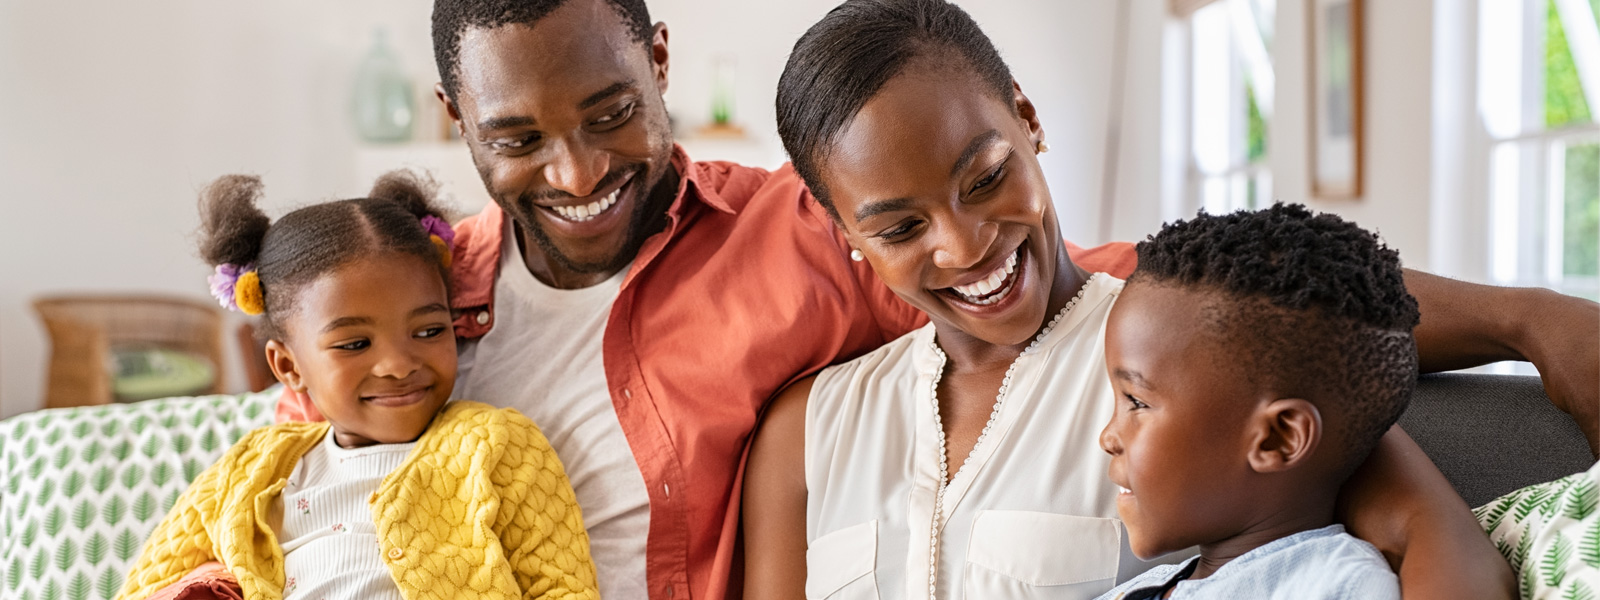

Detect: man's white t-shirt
453,223,650,600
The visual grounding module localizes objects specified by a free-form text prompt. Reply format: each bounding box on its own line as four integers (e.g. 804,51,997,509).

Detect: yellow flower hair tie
430,234,453,268
233,270,265,315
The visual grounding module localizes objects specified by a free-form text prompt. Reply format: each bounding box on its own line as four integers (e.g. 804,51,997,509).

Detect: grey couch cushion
1399,373,1595,507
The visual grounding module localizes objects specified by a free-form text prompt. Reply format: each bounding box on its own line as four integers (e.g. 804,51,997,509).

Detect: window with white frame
1185,0,1276,215
1479,0,1600,300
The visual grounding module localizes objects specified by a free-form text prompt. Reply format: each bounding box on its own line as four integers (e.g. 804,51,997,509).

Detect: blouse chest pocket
806,520,880,600
963,511,1120,599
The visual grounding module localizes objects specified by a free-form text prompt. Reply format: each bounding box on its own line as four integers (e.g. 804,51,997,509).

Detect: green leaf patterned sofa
0,391,277,600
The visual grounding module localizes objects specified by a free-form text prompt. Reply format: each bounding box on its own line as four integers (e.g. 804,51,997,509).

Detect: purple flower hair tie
420,215,455,249
208,263,252,311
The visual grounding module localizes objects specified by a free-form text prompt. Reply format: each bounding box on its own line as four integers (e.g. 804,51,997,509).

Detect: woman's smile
934,243,1027,313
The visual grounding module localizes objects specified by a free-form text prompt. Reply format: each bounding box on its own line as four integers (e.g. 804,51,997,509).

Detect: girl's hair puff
196,170,456,340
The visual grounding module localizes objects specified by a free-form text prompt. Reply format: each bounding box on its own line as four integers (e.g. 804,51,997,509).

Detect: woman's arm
742,377,816,600
1337,426,1515,599
1405,269,1600,456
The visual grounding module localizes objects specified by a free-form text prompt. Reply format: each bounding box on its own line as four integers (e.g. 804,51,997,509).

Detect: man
276,0,1599,598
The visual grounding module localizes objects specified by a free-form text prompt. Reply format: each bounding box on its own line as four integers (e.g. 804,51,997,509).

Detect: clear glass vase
351,28,415,143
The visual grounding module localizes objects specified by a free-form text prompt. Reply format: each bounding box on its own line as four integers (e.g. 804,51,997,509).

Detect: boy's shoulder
1214,526,1398,600
1096,526,1398,600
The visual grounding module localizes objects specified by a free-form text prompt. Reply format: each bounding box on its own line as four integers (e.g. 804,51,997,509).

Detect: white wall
1271,0,1440,271
0,0,1133,418
0,0,440,418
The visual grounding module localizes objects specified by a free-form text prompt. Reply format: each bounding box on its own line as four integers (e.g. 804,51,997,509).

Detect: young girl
116,172,599,600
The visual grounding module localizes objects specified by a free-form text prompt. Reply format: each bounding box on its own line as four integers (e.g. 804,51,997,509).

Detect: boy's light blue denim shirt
1095,524,1399,600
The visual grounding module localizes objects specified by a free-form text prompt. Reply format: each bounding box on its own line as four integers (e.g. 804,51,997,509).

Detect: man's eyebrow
411,303,449,318
950,130,1003,178
321,316,373,334
477,115,537,131
578,80,635,110
853,197,914,223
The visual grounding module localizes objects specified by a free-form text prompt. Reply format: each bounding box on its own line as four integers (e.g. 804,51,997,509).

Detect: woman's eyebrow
949,129,1002,177
853,197,913,222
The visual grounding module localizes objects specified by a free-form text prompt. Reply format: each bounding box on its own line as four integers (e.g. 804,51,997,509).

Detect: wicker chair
33,295,226,408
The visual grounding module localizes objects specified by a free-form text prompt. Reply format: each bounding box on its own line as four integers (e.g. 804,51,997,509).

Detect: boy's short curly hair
1131,203,1421,478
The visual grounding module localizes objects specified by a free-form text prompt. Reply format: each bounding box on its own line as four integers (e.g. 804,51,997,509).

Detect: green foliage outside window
1547,0,1599,278
1546,0,1594,127
1246,82,1267,164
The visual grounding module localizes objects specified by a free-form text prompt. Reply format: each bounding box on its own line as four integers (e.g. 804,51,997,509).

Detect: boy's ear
1245,398,1322,473
264,339,307,394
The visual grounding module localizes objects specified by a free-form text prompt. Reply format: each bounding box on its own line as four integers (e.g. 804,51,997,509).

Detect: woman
742,1,1515,598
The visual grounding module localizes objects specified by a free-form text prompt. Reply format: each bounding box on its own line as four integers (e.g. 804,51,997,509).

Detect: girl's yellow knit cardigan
116,401,599,600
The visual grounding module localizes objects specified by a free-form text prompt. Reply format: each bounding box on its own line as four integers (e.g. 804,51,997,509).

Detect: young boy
1096,203,1414,599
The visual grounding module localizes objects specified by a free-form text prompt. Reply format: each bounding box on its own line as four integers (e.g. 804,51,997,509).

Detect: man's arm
1405,269,1600,455
742,377,814,600
1337,426,1516,599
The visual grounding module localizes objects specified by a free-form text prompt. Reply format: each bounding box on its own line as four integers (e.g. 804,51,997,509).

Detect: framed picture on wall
1308,0,1363,199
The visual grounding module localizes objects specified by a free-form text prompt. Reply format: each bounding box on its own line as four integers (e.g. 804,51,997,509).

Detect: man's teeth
552,190,619,222
952,251,1019,299
1119,487,1132,495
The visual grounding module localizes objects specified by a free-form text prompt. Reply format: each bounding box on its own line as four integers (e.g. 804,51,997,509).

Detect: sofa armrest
0,390,278,600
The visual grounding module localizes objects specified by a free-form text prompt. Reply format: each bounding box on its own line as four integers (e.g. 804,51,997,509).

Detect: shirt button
387,547,404,560
368,493,378,504
475,311,490,325
663,483,670,499
623,388,632,399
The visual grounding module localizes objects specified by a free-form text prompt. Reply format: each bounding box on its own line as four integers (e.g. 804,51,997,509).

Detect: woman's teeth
552,189,619,222
951,251,1019,304
1119,486,1132,495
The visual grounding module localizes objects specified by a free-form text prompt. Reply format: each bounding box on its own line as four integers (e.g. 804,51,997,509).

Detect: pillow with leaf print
0,390,279,600
1475,460,1599,600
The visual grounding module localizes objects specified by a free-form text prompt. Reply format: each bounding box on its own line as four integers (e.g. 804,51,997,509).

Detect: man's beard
520,163,675,275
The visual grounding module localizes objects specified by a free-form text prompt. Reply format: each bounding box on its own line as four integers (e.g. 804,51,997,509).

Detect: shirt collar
669,144,737,216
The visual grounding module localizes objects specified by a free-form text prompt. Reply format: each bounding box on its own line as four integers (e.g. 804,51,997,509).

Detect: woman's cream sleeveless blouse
804,274,1149,600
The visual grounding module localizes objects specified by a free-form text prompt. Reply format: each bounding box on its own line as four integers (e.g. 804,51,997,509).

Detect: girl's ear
1245,398,1323,473
265,339,307,394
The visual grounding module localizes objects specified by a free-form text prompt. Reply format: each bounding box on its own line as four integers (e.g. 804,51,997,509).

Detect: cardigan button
387,547,404,560
475,311,490,325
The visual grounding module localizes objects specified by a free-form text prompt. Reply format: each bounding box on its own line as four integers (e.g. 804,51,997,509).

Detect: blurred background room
0,0,1596,418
